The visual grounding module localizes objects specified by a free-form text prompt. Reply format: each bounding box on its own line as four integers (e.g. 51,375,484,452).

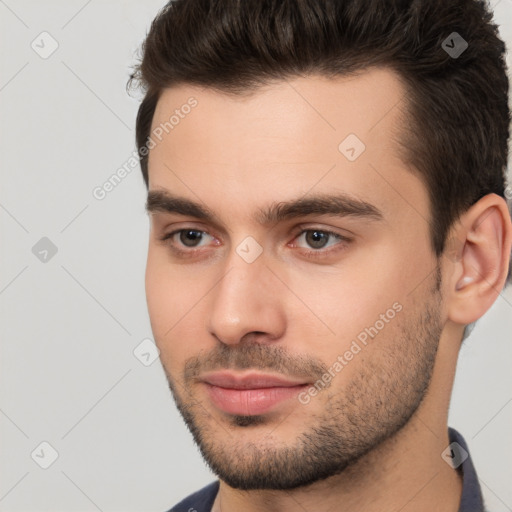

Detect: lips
202,371,308,389
200,371,310,416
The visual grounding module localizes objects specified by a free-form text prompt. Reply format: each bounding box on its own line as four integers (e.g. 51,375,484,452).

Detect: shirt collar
448,427,485,512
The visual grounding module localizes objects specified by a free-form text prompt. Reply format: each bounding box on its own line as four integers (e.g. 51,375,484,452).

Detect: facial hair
162,271,442,490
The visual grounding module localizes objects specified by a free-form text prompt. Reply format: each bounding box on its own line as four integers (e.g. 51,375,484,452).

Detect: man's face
145,68,444,489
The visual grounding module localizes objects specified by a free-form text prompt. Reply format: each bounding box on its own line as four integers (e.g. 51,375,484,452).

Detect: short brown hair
127,0,510,259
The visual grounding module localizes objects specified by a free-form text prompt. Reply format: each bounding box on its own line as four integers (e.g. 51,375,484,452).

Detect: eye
295,229,346,250
161,229,214,249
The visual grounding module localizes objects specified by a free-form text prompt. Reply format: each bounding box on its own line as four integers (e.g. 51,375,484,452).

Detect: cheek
145,248,216,374
145,249,172,334
279,250,416,374
282,254,403,337
145,246,194,322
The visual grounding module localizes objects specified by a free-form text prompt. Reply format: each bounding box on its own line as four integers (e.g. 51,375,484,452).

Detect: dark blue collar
448,427,485,512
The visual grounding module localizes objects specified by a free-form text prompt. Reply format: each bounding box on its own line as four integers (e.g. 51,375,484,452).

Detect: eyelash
159,228,352,260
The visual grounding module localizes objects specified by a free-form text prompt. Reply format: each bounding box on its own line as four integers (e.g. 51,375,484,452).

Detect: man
127,0,512,510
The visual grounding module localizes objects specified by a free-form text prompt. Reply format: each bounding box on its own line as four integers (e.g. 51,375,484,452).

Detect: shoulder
165,480,220,512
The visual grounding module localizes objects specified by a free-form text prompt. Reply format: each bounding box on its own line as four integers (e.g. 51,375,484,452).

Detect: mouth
200,371,310,416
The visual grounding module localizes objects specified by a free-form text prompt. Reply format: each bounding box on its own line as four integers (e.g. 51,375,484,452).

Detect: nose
207,249,286,346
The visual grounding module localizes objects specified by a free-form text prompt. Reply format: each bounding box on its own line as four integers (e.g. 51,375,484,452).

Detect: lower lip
204,383,309,416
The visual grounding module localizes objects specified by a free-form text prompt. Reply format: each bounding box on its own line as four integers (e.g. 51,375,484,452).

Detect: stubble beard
163,278,442,490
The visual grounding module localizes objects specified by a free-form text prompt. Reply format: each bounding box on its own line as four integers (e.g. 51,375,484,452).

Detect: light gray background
1,1,511,511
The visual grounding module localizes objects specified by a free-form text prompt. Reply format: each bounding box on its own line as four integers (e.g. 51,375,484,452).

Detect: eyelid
161,227,216,245
158,220,218,239
291,221,355,238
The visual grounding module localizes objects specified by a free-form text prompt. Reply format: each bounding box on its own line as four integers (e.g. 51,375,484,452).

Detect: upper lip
201,371,309,389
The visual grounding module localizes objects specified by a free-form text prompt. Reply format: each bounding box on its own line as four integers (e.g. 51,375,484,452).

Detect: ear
444,193,512,325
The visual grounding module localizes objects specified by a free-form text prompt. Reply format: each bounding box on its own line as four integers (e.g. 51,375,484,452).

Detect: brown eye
305,231,330,249
160,228,214,251
296,230,344,250
179,230,204,247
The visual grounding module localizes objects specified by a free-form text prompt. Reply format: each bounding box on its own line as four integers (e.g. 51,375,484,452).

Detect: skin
144,67,512,512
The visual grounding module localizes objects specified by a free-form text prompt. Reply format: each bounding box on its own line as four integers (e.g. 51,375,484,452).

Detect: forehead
147,67,427,227
150,67,408,158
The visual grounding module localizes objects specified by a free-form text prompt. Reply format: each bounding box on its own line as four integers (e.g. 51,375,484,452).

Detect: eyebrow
145,190,384,225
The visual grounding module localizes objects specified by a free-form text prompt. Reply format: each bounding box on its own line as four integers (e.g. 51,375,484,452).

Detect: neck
211,331,464,512
212,415,463,512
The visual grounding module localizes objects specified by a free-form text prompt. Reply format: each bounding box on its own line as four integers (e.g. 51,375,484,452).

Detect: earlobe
446,194,512,325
